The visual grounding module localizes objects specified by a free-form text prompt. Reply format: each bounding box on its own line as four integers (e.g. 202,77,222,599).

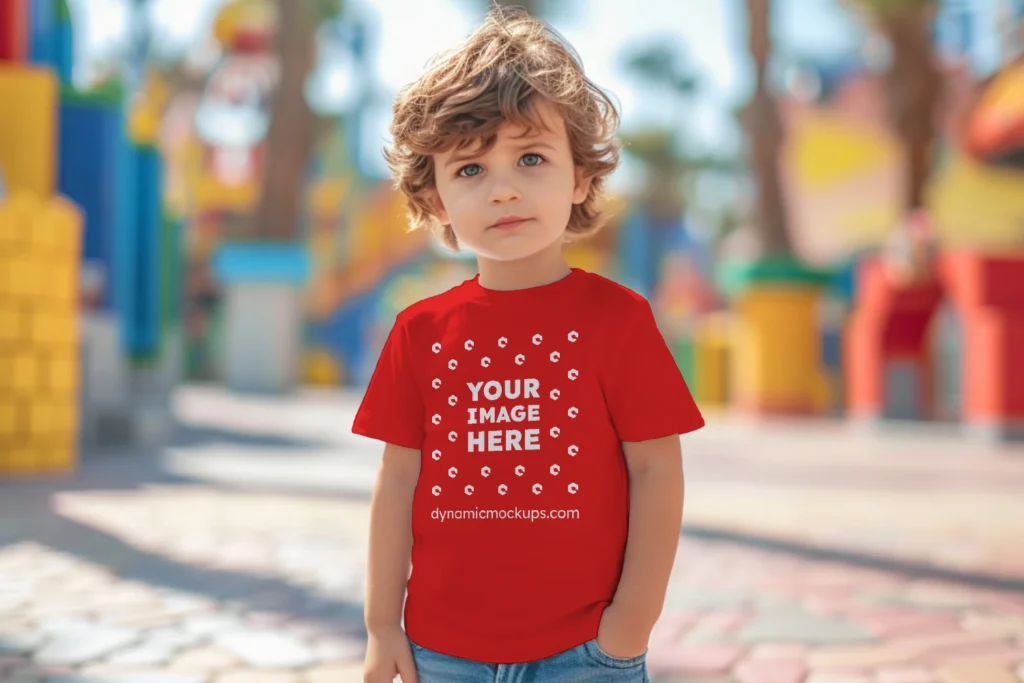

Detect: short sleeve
603,300,705,442
351,314,425,450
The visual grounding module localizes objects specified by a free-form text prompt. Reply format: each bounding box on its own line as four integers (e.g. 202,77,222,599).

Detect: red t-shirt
351,268,704,663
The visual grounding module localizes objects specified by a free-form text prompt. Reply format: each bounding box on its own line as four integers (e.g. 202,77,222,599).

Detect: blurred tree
310,0,344,24
617,38,739,301
150,58,207,95
125,0,153,93
614,124,738,296
623,43,697,92
617,130,738,220
622,39,699,123
252,0,344,241
490,0,546,16
741,0,792,257
620,39,715,220
481,1,579,25
619,129,687,220
845,0,941,214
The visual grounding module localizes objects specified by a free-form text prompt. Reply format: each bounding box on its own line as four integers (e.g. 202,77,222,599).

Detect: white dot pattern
427,331,583,498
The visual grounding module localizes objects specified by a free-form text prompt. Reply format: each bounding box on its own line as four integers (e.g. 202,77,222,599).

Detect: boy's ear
572,167,593,205
425,189,450,225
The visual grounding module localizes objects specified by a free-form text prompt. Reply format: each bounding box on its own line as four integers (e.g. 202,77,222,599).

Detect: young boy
352,7,705,682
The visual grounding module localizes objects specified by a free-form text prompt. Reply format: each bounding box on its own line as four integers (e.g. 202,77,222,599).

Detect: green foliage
620,129,680,168
622,40,698,97
616,35,736,218
55,0,72,22
308,0,344,25
60,77,126,108
846,0,937,18
490,0,548,15
620,128,737,174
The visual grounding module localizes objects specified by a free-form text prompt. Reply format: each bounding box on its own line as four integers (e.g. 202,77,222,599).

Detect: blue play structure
58,88,132,313
56,80,171,360
27,0,73,82
129,144,165,358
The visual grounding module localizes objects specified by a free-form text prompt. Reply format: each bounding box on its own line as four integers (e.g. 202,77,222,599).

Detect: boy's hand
596,601,650,659
364,626,419,683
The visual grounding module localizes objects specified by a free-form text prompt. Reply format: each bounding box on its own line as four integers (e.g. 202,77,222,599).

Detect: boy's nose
488,180,521,204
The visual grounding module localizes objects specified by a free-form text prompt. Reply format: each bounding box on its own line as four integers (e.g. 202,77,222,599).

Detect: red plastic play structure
0,2,29,62
845,251,1024,440
964,59,1024,169
845,52,1024,441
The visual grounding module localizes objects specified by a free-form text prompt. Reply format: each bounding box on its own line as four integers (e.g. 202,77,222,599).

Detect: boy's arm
598,434,684,657
365,443,421,634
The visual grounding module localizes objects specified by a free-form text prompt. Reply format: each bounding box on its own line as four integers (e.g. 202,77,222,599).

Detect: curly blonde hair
382,5,621,251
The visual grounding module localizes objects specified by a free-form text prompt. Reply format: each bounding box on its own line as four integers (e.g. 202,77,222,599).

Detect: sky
67,0,1009,185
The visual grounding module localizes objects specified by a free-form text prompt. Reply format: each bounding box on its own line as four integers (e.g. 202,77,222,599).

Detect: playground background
0,0,1021,466
4,2,1024,682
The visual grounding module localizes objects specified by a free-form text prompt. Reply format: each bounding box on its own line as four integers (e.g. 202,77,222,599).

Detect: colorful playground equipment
0,1,180,477
0,5,80,477
844,249,1024,440
841,62,1024,438
0,191,81,477
172,0,444,390
59,74,180,446
716,258,834,416
964,58,1024,169
675,39,1024,437
5,0,1020,458
175,0,304,392
839,50,1024,440
775,47,1024,438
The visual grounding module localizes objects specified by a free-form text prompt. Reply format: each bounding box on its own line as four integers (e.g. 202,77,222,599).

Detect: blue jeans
409,638,651,682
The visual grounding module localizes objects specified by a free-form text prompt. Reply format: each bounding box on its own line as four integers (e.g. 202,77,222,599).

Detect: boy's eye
521,153,544,167
458,163,483,177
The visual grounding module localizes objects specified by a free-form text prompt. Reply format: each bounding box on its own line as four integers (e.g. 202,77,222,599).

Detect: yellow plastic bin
692,313,731,409
719,258,833,416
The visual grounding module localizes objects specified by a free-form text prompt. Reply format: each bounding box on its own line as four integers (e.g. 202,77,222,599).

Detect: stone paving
0,386,1022,682
0,487,371,682
649,544,1024,682
171,386,1024,582
679,415,1024,583
1,486,1024,682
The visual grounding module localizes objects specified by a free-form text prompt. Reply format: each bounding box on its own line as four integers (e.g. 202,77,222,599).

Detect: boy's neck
476,240,572,292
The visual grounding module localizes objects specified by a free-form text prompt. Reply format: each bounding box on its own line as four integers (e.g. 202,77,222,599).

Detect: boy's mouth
489,216,532,229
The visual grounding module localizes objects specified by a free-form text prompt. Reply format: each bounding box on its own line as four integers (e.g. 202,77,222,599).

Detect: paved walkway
680,414,1024,585
0,386,1021,682
170,386,1024,584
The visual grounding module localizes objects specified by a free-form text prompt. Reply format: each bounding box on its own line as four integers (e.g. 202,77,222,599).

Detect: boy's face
429,98,591,262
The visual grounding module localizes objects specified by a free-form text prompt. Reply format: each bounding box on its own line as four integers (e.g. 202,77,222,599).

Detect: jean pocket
582,638,646,668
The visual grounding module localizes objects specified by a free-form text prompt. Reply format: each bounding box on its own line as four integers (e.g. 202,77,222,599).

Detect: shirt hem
406,611,604,664
351,422,423,451
618,416,706,443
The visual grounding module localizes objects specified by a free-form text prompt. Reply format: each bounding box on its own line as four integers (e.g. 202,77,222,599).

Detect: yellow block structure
193,174,259,214
0,192,82,477
692,313,731,409
731,285,826,414
928,151,1024,248
0,65,57,198
302,348,345,386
